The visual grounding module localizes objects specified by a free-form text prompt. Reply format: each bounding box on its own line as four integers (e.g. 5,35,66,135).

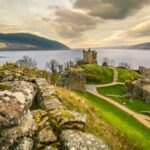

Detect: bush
81,64,113,84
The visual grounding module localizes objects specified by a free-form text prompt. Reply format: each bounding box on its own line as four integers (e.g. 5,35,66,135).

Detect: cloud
74,0,150,19
120,20,150,37
43,9,100,38
0,24,22,32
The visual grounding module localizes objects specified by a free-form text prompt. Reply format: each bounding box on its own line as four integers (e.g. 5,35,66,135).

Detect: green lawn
117,68,141,82
79,92,150,150
82,64,113,84
97,84,150,113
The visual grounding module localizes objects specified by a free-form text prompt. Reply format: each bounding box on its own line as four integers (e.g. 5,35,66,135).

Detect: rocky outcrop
0,81,37,150
57,67,86,92
0,73,109,149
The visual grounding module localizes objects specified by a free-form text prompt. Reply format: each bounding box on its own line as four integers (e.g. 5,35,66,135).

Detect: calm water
0,49,150,69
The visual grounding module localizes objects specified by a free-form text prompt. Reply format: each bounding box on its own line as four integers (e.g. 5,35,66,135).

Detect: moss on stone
60,110,75,119
0,83,10,90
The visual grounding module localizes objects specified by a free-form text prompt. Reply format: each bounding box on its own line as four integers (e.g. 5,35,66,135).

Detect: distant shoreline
0,49,71,52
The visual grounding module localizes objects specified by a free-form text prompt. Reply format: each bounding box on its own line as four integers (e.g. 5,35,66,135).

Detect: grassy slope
82,64,113,84
56,88,144,150
97,84,150,113
79,92,150,150
117,68,141,82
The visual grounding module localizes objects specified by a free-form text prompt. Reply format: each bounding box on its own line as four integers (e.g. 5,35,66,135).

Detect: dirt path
96,67,124,88
87,90,150,129
86,67,150,129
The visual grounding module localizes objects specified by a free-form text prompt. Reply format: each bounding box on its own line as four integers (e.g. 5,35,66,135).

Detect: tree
110,59,116,67
119,62,131,69
16,56,37,67
46,59,60,73
102,57,109,66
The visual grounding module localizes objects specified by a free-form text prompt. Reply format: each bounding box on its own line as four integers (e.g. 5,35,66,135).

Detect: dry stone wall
0,71,109,150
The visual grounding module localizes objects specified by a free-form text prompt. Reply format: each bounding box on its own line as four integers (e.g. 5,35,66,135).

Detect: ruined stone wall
57,67,86,92
0,71,109,150
139,66,150,79
125,67,150,103
125,80,150,103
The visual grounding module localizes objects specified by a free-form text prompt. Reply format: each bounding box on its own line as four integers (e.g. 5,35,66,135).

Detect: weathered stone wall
139,66,150,79
0,81,37,150
125,67,150,103
57,67,86,92
0,71,109,150
125,79,150,103
35,78,109,150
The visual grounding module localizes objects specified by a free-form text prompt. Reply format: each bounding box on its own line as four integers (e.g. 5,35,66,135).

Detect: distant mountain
0,33,70,50
127,42,150,50
100,42,150,50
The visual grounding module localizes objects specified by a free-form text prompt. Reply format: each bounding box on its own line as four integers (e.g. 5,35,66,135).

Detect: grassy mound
82,64,113,84
117,68,141,82
97,84,150,113
80,92,150,150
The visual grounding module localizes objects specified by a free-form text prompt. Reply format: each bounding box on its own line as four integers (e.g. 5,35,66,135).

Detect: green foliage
82,64,113,84
117,68,141,82
0,83,10,90
51,73,61,84
97,84,150,113
80,92,150,150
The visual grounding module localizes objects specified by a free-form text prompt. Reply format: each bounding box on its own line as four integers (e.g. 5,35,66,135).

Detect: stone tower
83,49,97,64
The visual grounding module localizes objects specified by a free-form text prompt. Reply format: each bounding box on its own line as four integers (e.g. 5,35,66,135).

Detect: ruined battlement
77,49,97,65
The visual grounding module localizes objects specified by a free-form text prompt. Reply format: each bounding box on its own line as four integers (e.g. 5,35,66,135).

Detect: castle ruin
125,67,150,103
78,49,97,65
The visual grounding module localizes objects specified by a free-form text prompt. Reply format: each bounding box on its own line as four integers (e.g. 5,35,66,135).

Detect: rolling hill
127,42,150,50
0,33,71,50
100,42,150,50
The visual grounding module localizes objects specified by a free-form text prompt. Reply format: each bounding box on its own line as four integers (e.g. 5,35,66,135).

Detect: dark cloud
74,0,150,19
44,9,100,38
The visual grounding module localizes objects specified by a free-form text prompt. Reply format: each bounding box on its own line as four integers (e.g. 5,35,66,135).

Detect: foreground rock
15,137,33,150
0,81,37,128
38,126,57,144
61,130,110,150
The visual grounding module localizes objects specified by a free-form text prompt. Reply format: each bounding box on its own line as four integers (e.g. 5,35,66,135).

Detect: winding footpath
86,67,150,129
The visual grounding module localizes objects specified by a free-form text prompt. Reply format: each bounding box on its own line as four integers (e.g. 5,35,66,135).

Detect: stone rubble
0,73,110,150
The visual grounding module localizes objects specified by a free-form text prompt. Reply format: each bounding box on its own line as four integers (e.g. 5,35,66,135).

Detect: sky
0,0,150,48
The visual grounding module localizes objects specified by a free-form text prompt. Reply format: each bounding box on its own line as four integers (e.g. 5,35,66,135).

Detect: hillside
127,42,150,50
100,42,150,50
0,33,70,50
